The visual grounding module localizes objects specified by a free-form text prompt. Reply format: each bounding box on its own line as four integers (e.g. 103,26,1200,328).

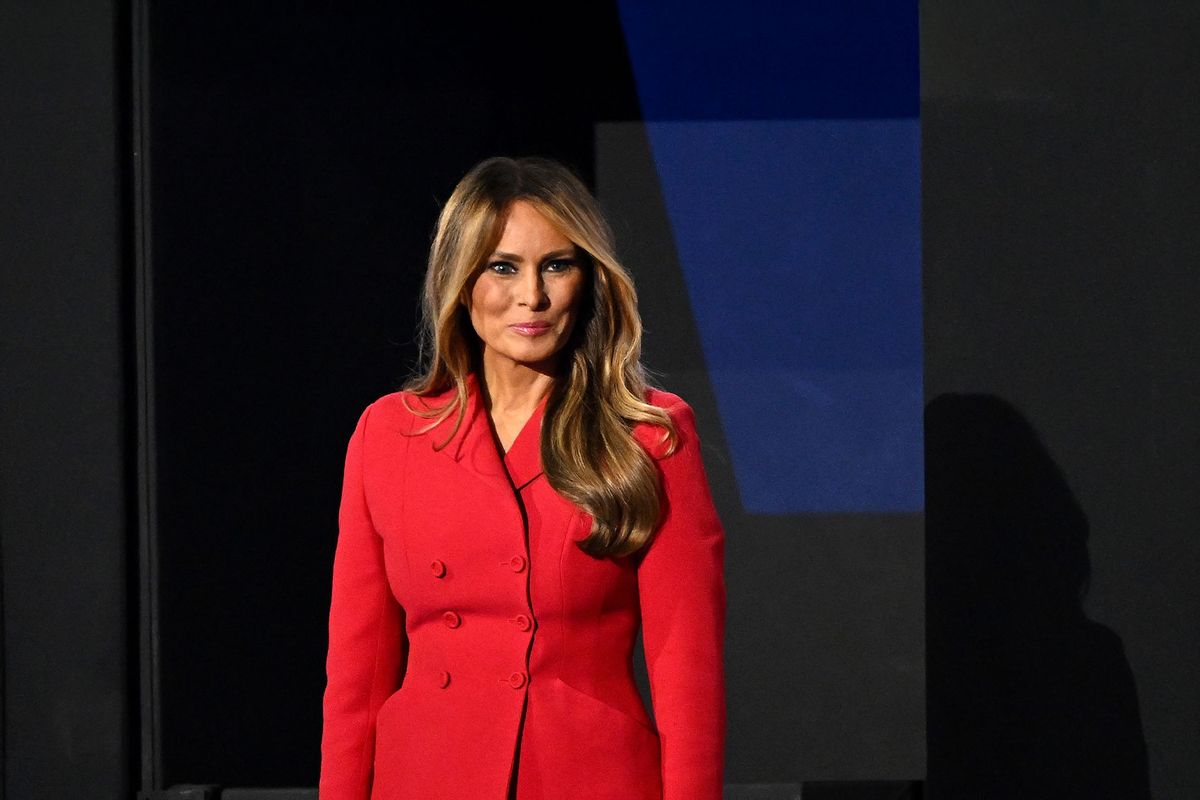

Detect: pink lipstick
510,321,553,336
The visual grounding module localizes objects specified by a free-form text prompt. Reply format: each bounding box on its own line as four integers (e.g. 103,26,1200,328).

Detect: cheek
557,276,587,316
470,282,506,327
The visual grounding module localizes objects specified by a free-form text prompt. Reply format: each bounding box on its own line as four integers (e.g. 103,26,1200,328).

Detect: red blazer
319,371,726,800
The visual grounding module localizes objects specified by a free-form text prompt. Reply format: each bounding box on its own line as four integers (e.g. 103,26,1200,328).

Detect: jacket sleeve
319,403,407,800
637,399,727,800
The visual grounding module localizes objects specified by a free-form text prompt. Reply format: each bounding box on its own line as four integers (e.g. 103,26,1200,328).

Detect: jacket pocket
553,676,658,735
538,676,663,800
374,685,405,734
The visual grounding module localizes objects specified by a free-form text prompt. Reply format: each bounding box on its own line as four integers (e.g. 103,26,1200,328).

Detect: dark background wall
2,1,1197,799
923,2,1199,798
141,2,643,789
0,1,133,798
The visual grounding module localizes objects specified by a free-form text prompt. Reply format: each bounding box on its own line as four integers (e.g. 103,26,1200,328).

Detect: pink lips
510,321,553,336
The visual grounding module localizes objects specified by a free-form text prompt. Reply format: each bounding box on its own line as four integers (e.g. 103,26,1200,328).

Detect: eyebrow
489,248,577,263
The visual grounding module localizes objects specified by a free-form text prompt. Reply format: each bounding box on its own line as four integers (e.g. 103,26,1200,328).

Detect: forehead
494,200,574,250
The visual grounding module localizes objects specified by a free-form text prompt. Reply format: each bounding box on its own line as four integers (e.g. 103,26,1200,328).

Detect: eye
544,258,577,273
487,261,516,275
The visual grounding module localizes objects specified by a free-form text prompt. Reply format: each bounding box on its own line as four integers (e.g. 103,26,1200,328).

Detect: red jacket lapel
426,370,546,490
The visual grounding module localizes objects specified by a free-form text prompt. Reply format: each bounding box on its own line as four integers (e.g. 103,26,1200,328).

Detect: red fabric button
437,670,451,688
509,555,527,573
430,559,446,578
511,614,532,632
507,671,527,689
442,610,462,628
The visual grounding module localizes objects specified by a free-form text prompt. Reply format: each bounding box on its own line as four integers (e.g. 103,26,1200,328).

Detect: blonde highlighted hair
401,155,678,558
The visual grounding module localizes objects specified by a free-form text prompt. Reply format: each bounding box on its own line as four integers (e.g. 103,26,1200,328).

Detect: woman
319,156,726,800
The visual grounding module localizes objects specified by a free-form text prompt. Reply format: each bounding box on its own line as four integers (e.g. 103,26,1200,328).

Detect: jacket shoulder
357,389,445,438
644,386,685,412
635,387,696,459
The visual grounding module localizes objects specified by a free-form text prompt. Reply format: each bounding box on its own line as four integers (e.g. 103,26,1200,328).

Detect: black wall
143,3,639,787
923,2,1199,797
0,1,134,798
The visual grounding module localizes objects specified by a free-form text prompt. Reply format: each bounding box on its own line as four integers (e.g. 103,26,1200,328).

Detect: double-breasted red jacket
319,371,726,800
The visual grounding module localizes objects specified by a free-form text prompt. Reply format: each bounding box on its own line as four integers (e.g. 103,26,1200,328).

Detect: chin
516,348,559,364
511,344,566,366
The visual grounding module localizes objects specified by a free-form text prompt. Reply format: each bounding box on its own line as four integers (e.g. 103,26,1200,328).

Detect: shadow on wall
925,393,1151,800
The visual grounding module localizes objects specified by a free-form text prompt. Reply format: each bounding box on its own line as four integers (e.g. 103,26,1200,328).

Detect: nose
517,267,549,309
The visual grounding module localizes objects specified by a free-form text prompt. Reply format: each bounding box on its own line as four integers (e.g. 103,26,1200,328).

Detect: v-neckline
428,372,546,490
499,416,530,457
466,371,549,491
489,411,523,456
494,392,545,460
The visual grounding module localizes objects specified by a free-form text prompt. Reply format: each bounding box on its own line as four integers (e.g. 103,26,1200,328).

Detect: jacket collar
431,370,547,491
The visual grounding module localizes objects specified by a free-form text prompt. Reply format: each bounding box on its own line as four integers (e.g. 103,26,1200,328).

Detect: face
467,199,587,374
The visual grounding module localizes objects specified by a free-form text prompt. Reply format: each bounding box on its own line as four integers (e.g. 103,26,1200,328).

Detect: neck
477,353,556,414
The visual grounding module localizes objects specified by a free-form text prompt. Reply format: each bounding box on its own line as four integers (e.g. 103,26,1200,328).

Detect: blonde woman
319,156,726,800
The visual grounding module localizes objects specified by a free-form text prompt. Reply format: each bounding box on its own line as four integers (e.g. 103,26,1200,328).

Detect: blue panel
615,0,919,119
615,3,922,513
644,121,923,512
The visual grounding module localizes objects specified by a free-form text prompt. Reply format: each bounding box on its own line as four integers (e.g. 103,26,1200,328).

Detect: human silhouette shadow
925,393,1151,799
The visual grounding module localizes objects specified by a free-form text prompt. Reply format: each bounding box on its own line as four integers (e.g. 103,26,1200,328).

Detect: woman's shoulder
635,386,699,459
643,384,699,420
644,385,682,410
357,384,458,437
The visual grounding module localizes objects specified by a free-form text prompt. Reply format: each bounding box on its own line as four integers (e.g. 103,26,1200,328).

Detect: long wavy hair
400,155,678,559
